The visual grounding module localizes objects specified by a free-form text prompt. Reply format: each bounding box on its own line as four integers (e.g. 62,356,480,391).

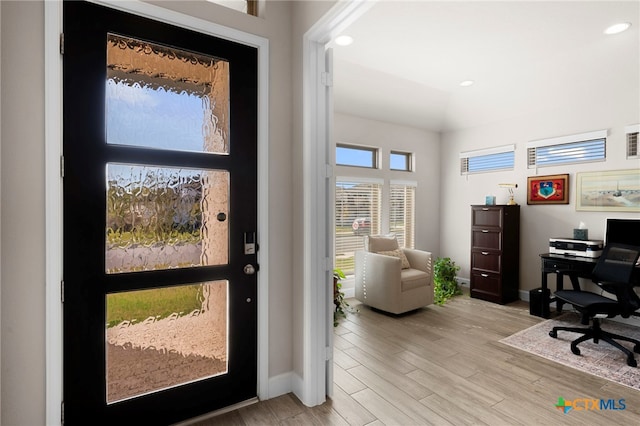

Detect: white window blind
335,179,382,275
626,124,639,159
390,182,416,249
460,145,515,174
527,130,607,168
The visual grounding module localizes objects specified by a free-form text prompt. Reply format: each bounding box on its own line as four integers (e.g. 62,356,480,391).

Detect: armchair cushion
378,248,411,269
401,268,429,291
365,234,399,252
403,248,432,272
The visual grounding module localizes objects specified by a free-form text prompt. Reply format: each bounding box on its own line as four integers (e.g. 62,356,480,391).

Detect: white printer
549,238,603,258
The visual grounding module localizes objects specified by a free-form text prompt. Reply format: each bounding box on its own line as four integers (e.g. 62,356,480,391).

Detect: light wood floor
192,290,640,425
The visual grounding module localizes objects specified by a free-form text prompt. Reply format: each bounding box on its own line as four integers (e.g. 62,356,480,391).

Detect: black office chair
549,243,640,367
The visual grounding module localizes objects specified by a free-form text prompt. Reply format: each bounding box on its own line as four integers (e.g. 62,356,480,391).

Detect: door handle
244,264,257,275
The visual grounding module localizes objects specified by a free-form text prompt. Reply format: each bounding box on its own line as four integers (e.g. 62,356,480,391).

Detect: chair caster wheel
549,330,557,338
571,346,581,356
627,357,637,368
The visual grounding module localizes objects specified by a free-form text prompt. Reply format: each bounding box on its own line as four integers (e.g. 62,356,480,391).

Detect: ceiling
329,1,639,133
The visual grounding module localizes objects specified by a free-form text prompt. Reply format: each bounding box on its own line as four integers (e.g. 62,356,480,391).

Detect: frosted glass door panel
106,34,230,154
106,281,228,403
106,164,229,273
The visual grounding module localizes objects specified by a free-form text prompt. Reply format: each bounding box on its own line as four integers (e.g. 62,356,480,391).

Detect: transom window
460,145,515,174
390,151,412,171
336,144,378,169
206,0,258,16
527,130,607,168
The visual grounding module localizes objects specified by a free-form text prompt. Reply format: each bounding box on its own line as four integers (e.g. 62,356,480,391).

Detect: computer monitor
605,218,640,247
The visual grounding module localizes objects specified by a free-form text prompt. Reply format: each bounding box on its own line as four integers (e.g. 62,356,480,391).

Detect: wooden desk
538,253,599,318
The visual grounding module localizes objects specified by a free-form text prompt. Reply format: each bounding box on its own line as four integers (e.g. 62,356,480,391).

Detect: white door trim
300,0,376,407
45,1,269,423
44,3,63,423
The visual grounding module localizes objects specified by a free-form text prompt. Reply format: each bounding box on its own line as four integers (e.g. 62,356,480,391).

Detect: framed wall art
576,169,640,212
527,174,569,205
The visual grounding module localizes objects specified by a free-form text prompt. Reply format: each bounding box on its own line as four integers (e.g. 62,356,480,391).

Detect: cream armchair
354,235,434,314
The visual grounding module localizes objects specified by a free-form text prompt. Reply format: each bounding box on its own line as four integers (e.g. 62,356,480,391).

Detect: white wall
0,1,295,423
1,2,45,424
439,31,640,297
333,112,441,293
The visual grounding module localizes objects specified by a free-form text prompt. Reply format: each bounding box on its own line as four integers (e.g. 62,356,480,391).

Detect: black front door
63,1,258,423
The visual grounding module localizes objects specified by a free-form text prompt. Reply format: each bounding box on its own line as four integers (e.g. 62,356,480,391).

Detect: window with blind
460,145,515,174
390,182,416,249
335,180,382,275
527,130,607,168
626,124,639,159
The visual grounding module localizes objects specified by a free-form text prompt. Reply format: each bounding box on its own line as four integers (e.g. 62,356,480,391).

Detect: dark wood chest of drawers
470,205,520,304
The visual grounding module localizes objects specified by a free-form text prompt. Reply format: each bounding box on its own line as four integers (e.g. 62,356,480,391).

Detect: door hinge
321,71,333,87
61,280,64,304
60,33,64,55
324,163,333,179
324,257,332,272
60,156,65,178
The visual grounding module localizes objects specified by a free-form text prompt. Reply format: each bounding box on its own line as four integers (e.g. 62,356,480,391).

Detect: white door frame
45,1,269,423
300,0,375,407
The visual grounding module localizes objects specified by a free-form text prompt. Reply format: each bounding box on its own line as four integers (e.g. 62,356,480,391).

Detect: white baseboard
457,277,470,287
291,372,304,404
267,372,294,400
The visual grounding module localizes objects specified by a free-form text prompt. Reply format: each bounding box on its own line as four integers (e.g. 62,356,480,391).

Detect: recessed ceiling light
459,80,474,87
335,35,354,46
604,22,631,35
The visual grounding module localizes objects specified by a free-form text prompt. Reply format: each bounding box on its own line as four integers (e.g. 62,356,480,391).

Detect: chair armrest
359,251,402,281
355,251,402,306
402,249,432,275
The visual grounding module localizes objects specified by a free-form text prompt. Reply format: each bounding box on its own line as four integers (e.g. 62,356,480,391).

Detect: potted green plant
433,257,461,305
333,268,348,326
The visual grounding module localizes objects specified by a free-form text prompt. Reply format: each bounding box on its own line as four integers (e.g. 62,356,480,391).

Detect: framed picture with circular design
527,174,569,205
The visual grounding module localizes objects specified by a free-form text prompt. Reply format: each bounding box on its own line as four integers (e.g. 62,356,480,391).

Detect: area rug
500,313,640,391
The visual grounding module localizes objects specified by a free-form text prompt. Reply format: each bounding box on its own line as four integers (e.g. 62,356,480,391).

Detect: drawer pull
481,229,489,233
482,208,489,211
481,273,489,277
481,251,489,255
